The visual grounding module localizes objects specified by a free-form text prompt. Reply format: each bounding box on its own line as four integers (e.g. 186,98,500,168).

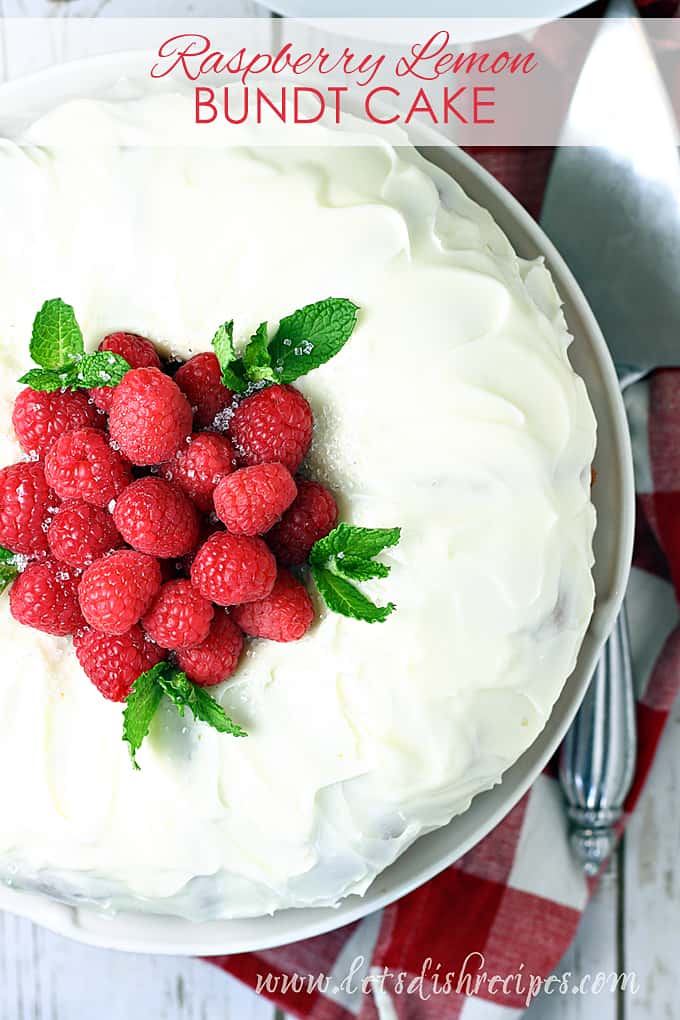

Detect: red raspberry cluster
1,333,338,704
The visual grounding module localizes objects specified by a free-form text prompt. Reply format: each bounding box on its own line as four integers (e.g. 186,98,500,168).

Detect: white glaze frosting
0,94,596,919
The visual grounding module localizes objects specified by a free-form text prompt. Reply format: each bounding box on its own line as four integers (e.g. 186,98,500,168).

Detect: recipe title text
150,31,539,127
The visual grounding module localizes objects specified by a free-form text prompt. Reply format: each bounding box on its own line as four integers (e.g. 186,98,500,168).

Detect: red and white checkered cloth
206,11,680,1014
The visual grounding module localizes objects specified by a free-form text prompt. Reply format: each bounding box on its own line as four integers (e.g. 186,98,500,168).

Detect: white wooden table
0,3,678,1017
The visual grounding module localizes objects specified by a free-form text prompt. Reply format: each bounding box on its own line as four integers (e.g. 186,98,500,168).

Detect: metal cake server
540,0,680,874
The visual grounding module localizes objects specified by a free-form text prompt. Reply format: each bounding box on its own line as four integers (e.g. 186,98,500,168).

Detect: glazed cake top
0,94,595,919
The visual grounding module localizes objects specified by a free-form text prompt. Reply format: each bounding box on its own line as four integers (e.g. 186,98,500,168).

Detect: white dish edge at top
260,2,583,44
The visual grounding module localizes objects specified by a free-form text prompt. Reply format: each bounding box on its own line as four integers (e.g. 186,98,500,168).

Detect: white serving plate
0,54,634,956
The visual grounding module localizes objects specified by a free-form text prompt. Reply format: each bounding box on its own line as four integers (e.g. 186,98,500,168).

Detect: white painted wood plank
623,689,680,1020
0,3,8,83
0,4,273,84
524,861,619,1020
0,12,59,79
2,0,267,16
0,912,277,1020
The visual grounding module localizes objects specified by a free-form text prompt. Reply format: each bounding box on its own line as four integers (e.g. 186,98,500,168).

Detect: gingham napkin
207,14,680,1014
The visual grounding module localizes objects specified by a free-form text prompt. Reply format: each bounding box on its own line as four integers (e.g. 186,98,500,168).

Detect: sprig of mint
123,660,247,769
211,320,247,393
309,524,401,624
211,297,358,393
269,298,358,382
29,297,83,369
18,299,131,393
242,322,277,384
0,546,19,596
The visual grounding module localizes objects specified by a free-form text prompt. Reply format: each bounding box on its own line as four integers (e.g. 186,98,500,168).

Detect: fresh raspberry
12,387,104,459
44,427,132,508
213,463,297,536
229,384,313,474
174,352,234,428
47,500,122,568
108,367,192,466
176,612,243,686
113,477,199,558
89,333,161,412
142,578,214,650
190,531,276,606
0,461,54,556
78,549,161,635
232,569,314,642
74,625,164,702
267,479,338,565
9,558,84,636
169,517,226,581
161,432,235,512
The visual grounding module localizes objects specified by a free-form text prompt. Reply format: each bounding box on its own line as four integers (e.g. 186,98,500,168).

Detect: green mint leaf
311,564,395,624
122,664,165,770
20,353,129,392
30,298,84,370
334,556,390,582
187,683,249,736
310,524,400,624
268,298,358,383
18,367,71,392
122,661,247,769
69,351,130,388
0,546,15,565
310,524,401,567
157,668,248,738
221,366,247,393
0,549,18,595
0,564,18,595
211,320,247,394
243,322,276,383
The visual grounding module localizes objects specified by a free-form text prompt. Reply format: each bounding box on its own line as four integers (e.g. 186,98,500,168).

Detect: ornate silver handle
559,605,637,875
